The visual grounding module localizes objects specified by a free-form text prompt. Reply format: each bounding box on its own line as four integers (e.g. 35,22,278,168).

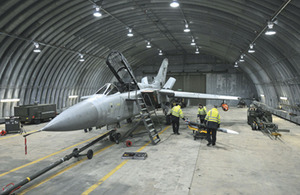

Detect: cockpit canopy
95,83,120,95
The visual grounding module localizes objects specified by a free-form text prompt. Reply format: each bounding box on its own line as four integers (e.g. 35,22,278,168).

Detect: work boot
212,143,216,146
207,143,211,146
177,132,180,135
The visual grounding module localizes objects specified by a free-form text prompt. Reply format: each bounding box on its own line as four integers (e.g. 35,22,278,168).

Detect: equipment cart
187,121,207,140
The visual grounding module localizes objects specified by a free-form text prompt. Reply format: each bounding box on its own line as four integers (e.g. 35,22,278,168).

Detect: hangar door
169,74,206,106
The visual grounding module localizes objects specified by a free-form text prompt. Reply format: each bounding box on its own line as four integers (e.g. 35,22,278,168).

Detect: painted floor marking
19,144,114,195
81,126,170,195
0,133,108,177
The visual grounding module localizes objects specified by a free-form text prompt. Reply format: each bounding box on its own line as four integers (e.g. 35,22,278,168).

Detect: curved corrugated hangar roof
0,0,299,120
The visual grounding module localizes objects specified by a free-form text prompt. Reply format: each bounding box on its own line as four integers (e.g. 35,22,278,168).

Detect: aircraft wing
159,89,240,100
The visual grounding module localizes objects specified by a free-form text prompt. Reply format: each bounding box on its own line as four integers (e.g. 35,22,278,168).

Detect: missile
187,121,239,135
217,128,239,134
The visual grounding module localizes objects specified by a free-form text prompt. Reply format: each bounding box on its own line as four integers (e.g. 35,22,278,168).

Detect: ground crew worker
171,103,186,135
204,105,220,146
197,104,207,124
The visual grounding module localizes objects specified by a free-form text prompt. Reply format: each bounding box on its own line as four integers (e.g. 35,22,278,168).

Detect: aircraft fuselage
43,90,142,131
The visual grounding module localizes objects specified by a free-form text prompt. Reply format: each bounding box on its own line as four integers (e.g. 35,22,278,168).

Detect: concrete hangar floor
0,106,300,195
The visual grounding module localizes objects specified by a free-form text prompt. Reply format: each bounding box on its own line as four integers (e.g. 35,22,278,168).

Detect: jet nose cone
42,100,98,131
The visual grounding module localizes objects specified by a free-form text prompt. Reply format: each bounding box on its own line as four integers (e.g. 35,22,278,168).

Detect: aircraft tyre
251,122,257,130
115,133,121,144
109,132,121,144
109,134,115,142
127,118,132,123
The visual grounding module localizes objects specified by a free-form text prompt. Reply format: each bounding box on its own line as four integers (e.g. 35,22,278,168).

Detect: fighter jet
42,51,239,133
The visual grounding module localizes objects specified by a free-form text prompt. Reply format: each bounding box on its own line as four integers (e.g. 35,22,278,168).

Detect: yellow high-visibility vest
198,107,207,115
205,108,220,124
171,105,184,118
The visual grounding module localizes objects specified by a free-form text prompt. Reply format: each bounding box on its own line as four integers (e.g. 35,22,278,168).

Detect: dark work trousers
206,128,217,144
199,115,206,123
171,115,180,134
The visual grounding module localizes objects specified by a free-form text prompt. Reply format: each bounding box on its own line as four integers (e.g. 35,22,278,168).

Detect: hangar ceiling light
195,47,199,54
184,23,190,33
158,50,163,55
33,42,41,53
79,54,85,62
248,44,255,53
127,28,133,37
265,21,276,35
190,38,196,46
170,0,180,8
239,54,245,62
146,42,151,48
93,6,102,17
234,62,238,68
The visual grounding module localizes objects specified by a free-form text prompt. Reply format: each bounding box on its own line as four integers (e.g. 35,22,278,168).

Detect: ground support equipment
1,130,114,195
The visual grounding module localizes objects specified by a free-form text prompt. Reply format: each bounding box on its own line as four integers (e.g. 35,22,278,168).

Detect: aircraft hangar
0,0,300,194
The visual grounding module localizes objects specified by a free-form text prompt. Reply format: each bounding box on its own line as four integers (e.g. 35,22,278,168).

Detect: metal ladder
136,95,161,145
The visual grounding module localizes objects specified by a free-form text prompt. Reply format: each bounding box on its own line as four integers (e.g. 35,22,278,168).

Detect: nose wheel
109,131,121,144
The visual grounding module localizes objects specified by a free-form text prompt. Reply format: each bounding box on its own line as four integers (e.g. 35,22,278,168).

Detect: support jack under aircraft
42,51,240,144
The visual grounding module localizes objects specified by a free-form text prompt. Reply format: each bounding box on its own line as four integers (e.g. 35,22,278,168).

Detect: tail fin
154,58,168,88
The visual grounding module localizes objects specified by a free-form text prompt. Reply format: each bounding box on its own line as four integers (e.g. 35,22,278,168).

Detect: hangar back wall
206,73,257,106
135,55,256,107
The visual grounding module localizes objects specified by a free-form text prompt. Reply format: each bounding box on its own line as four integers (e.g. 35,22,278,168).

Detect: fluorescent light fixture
260,94,265,97
280,96,287,100
190,39,196,46
93,6,102,17
79,54,85,62
170,0,179,8
146,41,151,48
265,30,276,35
0,99,20,103
265,21,276,35
219,96,239,100
248,44,255,53
158,50,163,55
184,24,190,32
33,42,41,53
69,95,78,99
195,47,199,54
127,28,133,37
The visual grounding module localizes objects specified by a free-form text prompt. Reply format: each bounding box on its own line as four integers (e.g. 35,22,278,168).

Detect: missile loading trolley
247,103,289,139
